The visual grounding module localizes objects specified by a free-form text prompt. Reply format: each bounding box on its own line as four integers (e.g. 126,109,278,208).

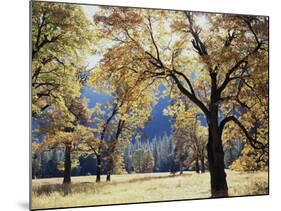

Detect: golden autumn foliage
230,144,268,171
31,2,268,195
92,7,268,195
31,1,95,118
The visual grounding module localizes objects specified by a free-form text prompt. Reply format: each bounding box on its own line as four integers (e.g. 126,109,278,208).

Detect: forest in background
32,133,243,178
31,1,268,201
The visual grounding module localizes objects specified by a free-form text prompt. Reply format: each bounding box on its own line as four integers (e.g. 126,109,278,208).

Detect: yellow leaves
57,159,79,171
32,4,269,176
31,142,42,154
164,98,203,131
32,2,95,117
163,106,178,117
93,7,143,37
40,124,97,153
120,113,129,121
230,144,267,171
53,131,74,143
171,19,188,33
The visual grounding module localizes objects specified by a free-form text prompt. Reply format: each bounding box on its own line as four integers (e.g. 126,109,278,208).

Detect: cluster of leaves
31,1,95,118
230,144,268,171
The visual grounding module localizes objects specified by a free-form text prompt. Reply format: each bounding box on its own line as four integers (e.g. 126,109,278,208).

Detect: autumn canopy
31,2,268,200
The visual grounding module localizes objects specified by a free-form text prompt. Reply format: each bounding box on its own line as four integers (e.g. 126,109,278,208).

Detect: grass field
31,170,268,210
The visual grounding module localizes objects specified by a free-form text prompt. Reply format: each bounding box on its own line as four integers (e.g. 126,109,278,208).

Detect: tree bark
63,145,71,184
106,156,114,182
201,156,205,173
96,154,101,183
179,160,183,175
195,157,200,173
207,114,228,197
205,72,228,197
106,158,112,182
106,171,111,182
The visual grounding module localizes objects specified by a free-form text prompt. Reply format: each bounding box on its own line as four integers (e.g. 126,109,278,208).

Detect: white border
1,0,280,211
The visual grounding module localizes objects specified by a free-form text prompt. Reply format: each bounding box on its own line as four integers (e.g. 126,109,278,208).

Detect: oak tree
93,7,268,196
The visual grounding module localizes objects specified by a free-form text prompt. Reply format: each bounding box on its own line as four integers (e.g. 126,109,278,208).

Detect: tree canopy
92,7,268,196
31,3,268,197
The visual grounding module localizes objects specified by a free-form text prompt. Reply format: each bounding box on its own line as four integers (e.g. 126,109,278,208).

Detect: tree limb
219,115,267,150
172,69,196,96
169,72,209,116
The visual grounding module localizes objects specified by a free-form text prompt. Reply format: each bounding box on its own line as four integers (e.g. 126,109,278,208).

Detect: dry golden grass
31,170,268,210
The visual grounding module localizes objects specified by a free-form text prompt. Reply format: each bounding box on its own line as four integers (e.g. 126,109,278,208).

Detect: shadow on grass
125,172,192,184
33,182,101,197
32,172,193,197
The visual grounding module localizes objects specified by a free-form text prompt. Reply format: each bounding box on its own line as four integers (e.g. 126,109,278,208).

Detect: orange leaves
171,19,189,33
93,7,143,36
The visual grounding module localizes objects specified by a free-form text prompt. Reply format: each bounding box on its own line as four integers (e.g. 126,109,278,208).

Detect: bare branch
219,115,267,151
224,30,237,47
172,69,196,96
146,15,162,67
185,12,208,56
169,72,209,116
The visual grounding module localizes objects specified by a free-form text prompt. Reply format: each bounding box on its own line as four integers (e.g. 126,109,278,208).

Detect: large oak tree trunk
96,154,101,183
206,74,228,197
207,107,228,197
63,145,71,184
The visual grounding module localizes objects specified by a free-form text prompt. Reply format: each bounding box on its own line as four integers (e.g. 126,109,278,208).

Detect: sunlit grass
31,170,268,210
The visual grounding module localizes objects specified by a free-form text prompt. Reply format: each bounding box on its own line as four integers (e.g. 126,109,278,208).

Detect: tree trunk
106,158,113,182
179,160,183,175
207,117,228,197
195,157,200,173
228,148,234,167
63,145,71,184
205,73,228,197
106,171,111,182
201,156,205,173
96,154,101,183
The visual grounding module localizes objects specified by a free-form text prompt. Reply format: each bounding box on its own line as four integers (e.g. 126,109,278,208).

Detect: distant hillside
81,85,172,139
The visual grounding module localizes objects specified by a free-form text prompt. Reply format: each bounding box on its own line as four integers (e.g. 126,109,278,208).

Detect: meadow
31,170,268,210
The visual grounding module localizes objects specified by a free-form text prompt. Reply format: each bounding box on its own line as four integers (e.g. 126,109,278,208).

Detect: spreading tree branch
169,72,209,116
219,115,267,151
